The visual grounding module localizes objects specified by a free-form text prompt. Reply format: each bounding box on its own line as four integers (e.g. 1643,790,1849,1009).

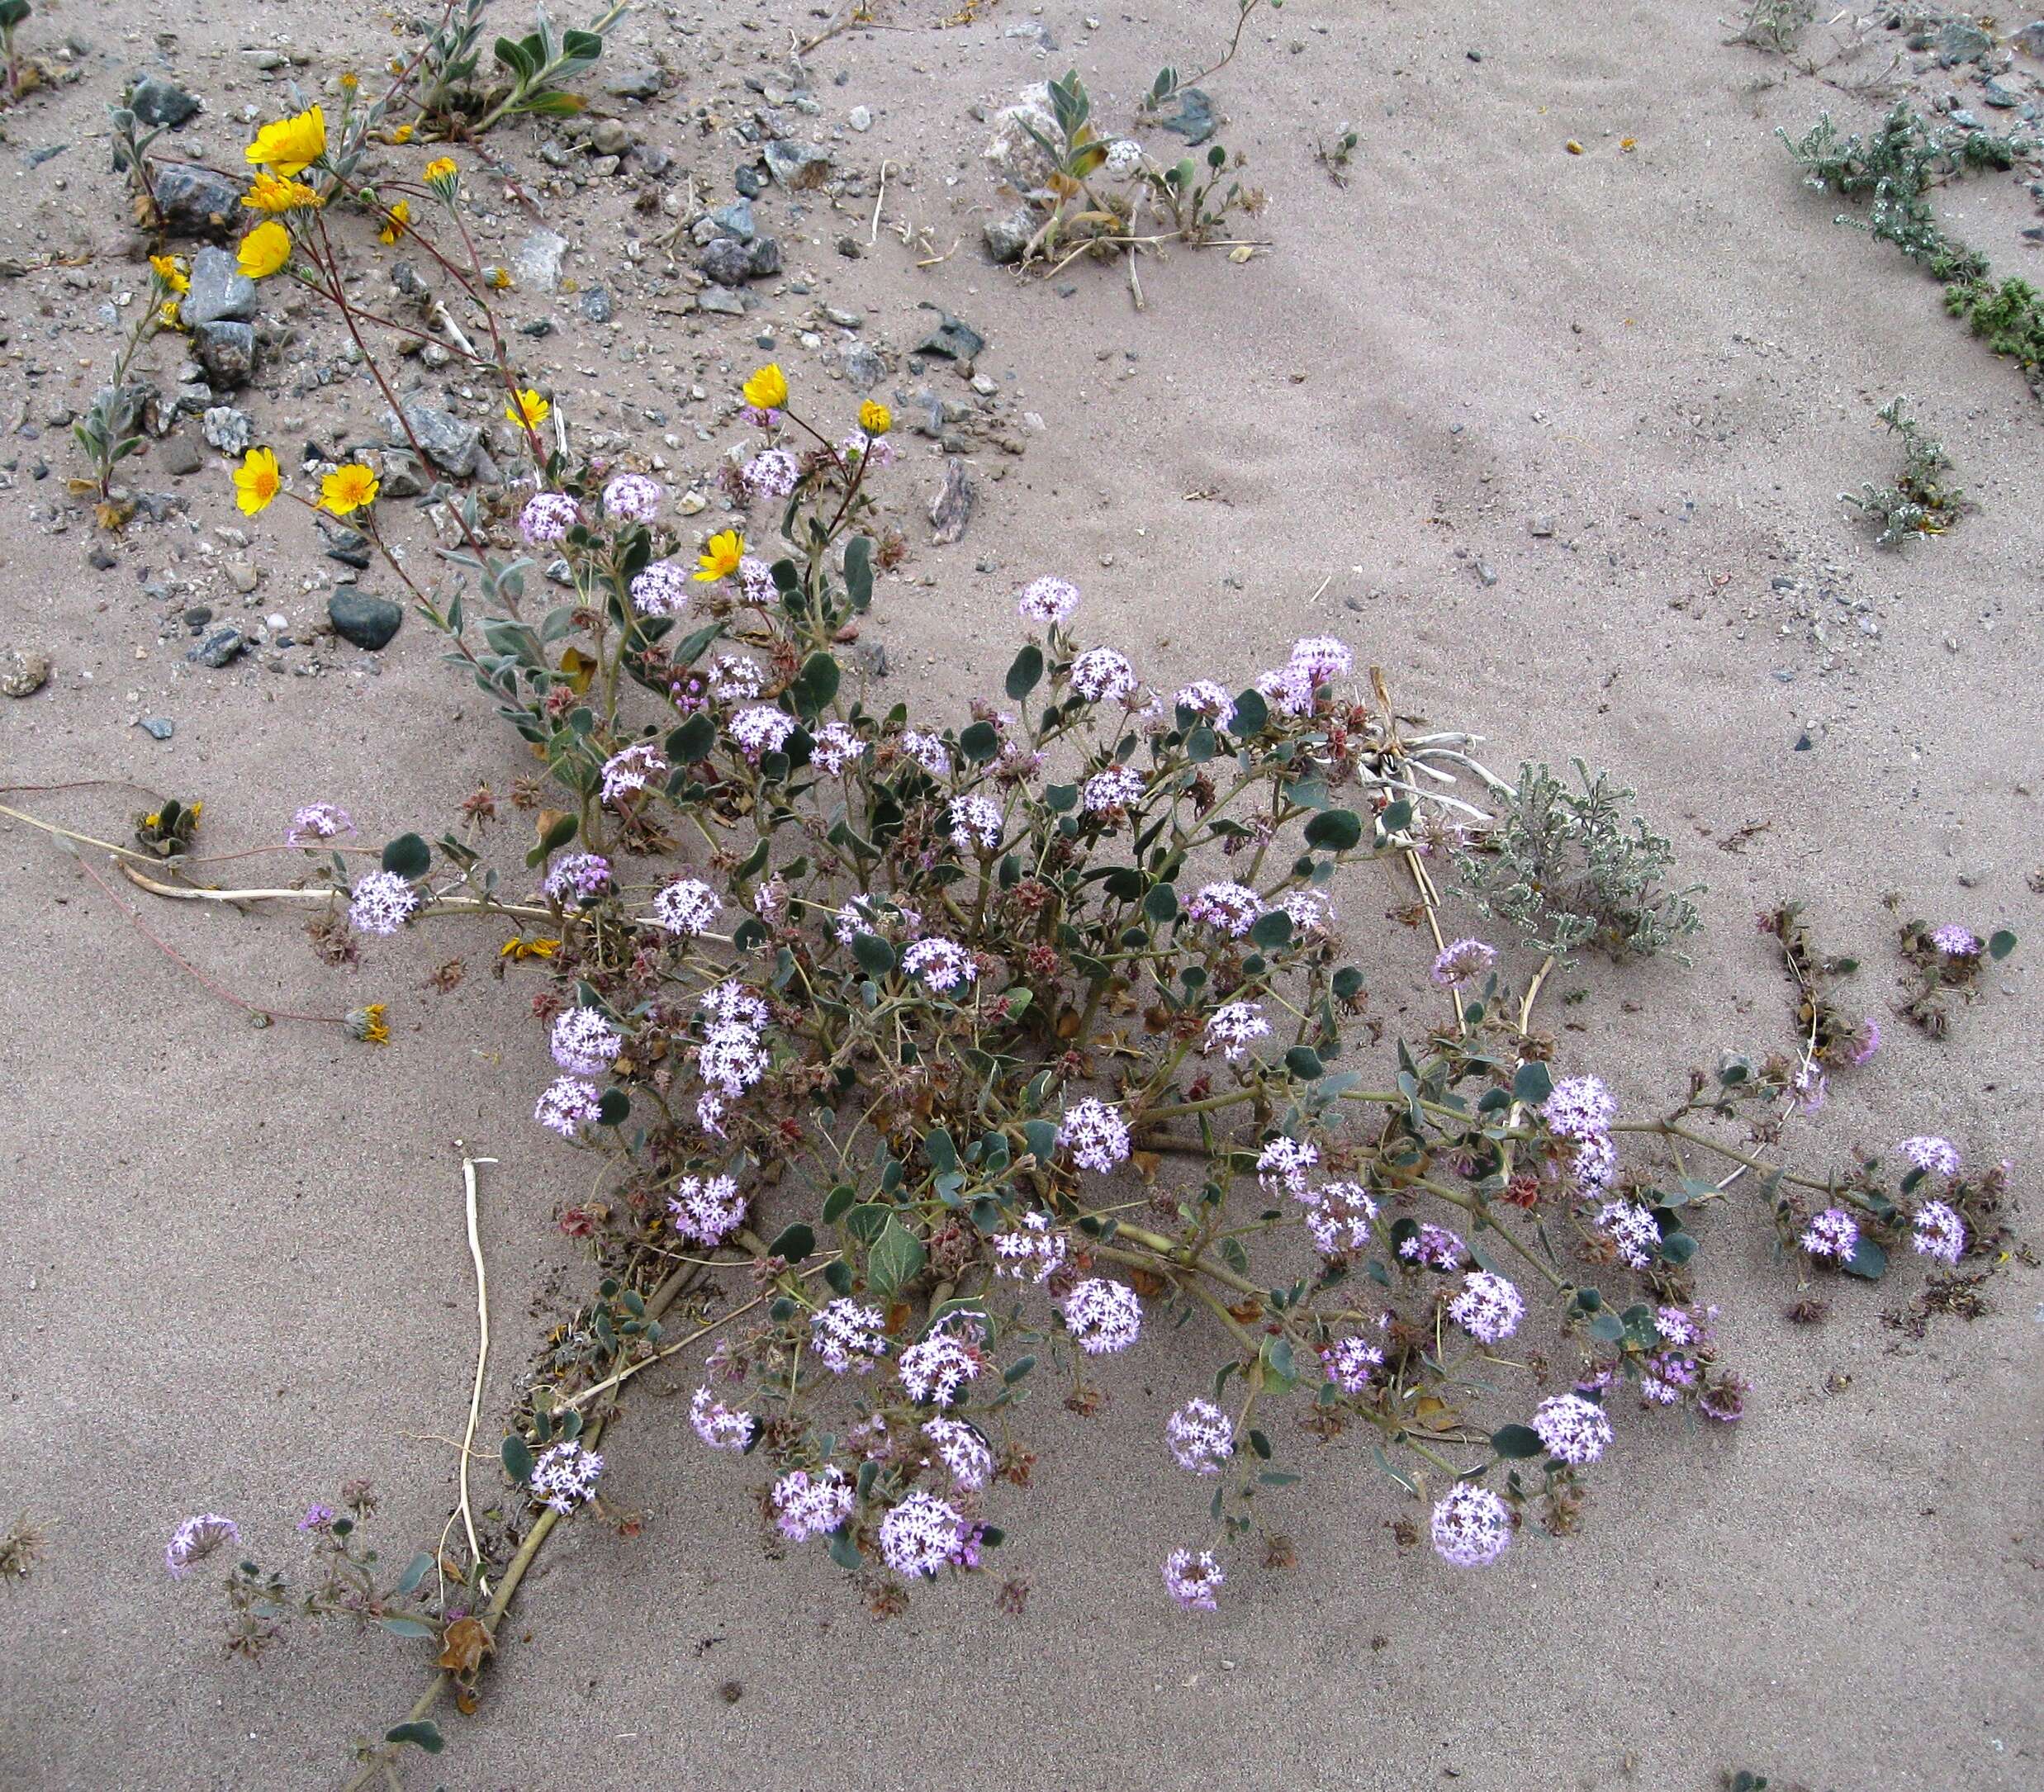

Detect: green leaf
1842,1235,1889,1282
1586,1311,1624,1343
380,832,431,879
1258,1334,1298,1392
790,651,841,719
1511,1060,1554,1106
493,35,537,79
1283,1046,1324,1079
851,931,896,976
959,720,1000,763
867,1218,927,1302
666,710,716,762
378,1616,438,1639
822,1183,856,1223
1246,1429,1273,1459
1249,910,1292,951
767,1222,815,1262
595,1088,630,1126
1988,929,2017,961
1003,1353,1036,1384
1303,808,1363,851
1005,642,1044,700
924,1127,957,1174
501,1434,534,1484
1143,882,1179,924
524,808,578,869
395,1552,434,1595
828,1529,864,1571
1022,1117,1060,1163
1491,1424,1544,1459
844,535,875,611
385,1720,445,1753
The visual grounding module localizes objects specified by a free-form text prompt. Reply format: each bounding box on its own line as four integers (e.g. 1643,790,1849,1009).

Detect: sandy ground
2,1,2040,1787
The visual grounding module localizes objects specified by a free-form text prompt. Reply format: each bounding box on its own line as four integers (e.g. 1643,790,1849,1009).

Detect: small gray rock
2,650,50,697
1937,20,1994,64
160,433,203,476
590,118,631,157
181,245,257,326
127,76,201,129
699,238,754,286
849,106,873,132
929,456,975,543
511,228,569,292
735,164,766,198
697,287,746,315
396,402,483,477
709,198,756,241
2017,21,2044,58
605,66,664,99
192,321,255,389
187,625,247,668
137,716,175,740
636,143,676,178
983,206,1040,265
1981,78,2021,108
915,311,985,363
202,406,254,455
842,344,886,391
581,284,614,324
329,588,403,652
763,140,832,187
151,164,244,238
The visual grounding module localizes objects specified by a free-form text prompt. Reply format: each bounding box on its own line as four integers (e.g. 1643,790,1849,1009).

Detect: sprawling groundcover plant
111,109,2008,1778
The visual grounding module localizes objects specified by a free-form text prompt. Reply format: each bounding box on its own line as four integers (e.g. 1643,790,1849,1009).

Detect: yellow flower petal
233,447,282,516
377,199,410,244
319,462,380,516
694,529,746,582
742,363,788,411
236,220,293,280
505,387,551,430
244,106,327,178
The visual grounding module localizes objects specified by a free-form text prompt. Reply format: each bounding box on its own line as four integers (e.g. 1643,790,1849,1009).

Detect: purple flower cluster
602,472,663,521
1017,576,1080,625
1255,635,1353,716
1448,1270,1525,1343
811,721,865,776
165,1513,240,1578
1928,923,1981,956
551,1007,622,1074
629,559,690,617
903,936,977,992
1398,1221,1466,1270
1081,764,1145,814
948,794,1003,853
519,491,580,544
1162,1546,1224,1611
1185,879,1263,937
529,1441,605,1513
1256,1136,1320,1195
1057,1098,1131,1173
1430,938,1496,988
1532,1393,1613,1465
534,1075,602,1139
1321,1335,1384,1392
690,1387,754,1449
1203,999,1272,1062
1165,1396,1235,1474
834,897,921,946
1799,1206,1859,1261
707,656,765,703
653,877,723,937
729,704,798,762
1542,1074,1616,1140
1281,888,1337,937
991,1210,1068,1282
879,1491,965,1577
1060,1278,1142,1354
1911,1200,1966,1265
287,801,353,846
543,851,612,905
773,1467,854,1541
669,1173,747,1247
1300,1178,1376,1258
742,448,800,500
1595,1199,1662,1268
1174,679,1237,729
897,728,951,776
1431,1482,1512,1567
811,1297,888,1372
348,870,418,936
922,1418,995,1491
1069,647,1138,704
1899,1135,1961,1179
600,741,667,806
898,1331,982,1407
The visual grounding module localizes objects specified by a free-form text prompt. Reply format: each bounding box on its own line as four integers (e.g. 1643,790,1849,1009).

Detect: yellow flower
339,72,359,92
391,123,415,145
148,254,189,294
377,199,410,244
236,220,293,280
505,387,551,430
500,936,561,962
695,529,746,582
742,363,788,411
345,1003,390,1045
243,172,323,213
319,462,381,515
244,105,327,178
233,447,282,516
486,266,513,291
158,299,183,330
857,399,892,436
424,156,458,183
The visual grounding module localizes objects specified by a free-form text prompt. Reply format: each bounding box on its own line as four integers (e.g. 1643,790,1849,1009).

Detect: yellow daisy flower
319,463,381,515
695,529,746,582
244,106,327,178
857,399,892,436
243,172,323,213
424,157,458,183
742,363,788,411
148,254,189,294
158,300,183,330
377,199,410,244
505,387,551,430
236,220,293,280
233,447,282,516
